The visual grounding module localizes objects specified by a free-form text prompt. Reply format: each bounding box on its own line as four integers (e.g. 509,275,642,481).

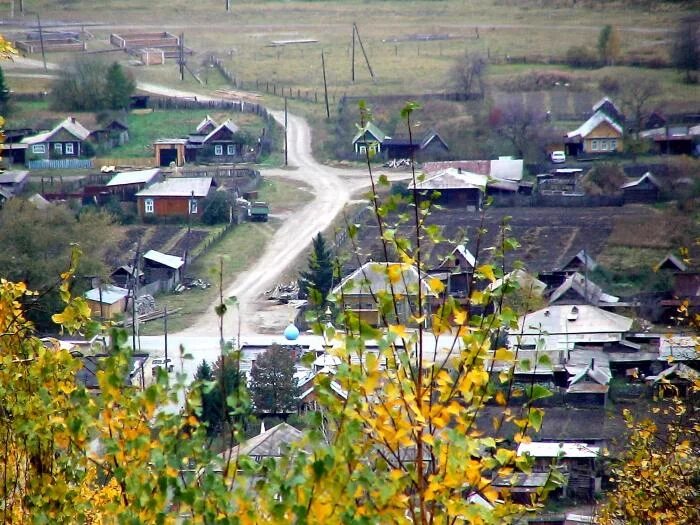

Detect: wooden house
565,101,623,156
135,177,215,218
382,129,449,161
351,122,387,157
559,249,598,274
20,117,91,161
89,119,130,147
331,262,435,328
218,422,308,465
192,120,246,163
429,244,476,299
548,272,619,307
517,442,600,500
646,363,699,398
106,168,162,202
408,167,487,211
565,358,611,406
85,285,129,320
142,250,184,291
620,172,662,203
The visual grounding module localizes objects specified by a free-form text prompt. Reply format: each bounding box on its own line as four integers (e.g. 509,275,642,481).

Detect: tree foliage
50,57,135,111
598,25,621,66
0,198,116,330
449,50,488,98
0,65,10,117
201,189,234,225
490,99,546,158
672,15,700,84
599,392,700,524
299,232,334,305
249,345,299,413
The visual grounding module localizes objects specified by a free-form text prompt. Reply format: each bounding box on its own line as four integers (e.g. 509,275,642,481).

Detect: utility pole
351,24,355,83
35,12,47,71
179,33,185,81
130,241,141,352
284,96,288,166
353,23,375,81
164,305,169,373
321,51,330,119
225,0,230,11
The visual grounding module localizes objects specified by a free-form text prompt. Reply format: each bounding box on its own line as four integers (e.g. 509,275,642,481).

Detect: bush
565,45,600,68
598,75,620,94
201,190,234,225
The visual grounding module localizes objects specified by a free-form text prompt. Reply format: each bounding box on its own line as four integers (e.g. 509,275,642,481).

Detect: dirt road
135,82,372,338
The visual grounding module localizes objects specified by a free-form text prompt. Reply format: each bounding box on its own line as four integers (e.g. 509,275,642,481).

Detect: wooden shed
620,172,662,203
85,285,129,320
154,139,187,167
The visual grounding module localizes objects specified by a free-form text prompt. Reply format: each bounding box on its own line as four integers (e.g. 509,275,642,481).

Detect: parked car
550,151,566,164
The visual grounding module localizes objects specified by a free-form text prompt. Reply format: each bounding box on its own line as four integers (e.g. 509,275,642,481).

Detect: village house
19,117,92,162
548,272,620,308
153,117,253,167
88,119,130,147
135,176,215,218
351,122,449,161
565,98,624,156
218,422,308,466
517,442,601,500
331,262,435,328
408,167,487,210
106,168,163,202
428,244,476,299
620,172,663,203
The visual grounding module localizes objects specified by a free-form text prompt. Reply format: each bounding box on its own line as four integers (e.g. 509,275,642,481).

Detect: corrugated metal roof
143,250,184,269
518,441,600,459
567,111,623,139
85,285,129,304
135,177,213,198
422,160,491,176
106,168,161,187
549,272,619,305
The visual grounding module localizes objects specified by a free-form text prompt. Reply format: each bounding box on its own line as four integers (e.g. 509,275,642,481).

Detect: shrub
566,45,600,68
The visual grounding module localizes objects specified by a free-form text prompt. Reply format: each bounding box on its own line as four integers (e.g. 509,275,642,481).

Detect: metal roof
332,262,434,297
490,158,523,182
567,111,623,139
409,168,487,191
195,115,219,133
106,168,161,187
548,272,619,305
620,171,662,190
659,335,698,361
517,441,600,459
85,285,129,304
510,305,634,352
0,170,29,184
351,121,387,145
219,422,306,459
20,117,91,144
136,177,213,198
143,250,184,269
203,120,240,143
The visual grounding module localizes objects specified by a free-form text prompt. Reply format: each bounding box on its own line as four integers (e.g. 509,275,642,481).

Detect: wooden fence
94,157,157,169
190,221,236,262
28,158,93,170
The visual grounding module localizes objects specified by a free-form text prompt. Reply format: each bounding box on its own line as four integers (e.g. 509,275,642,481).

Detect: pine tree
0,65,10,117
299,233,334,305
193,356,248,435
104,62,135,110
249,345,299,414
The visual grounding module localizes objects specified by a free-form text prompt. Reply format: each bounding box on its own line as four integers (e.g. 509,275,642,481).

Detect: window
54,143,63,154
609,139,617,150
189,199,198,214
591,140,599,151
144,199,154,214
32,144,46,154
214,145,223,156
601,140,609,151
227,144,236,155
359,145,367,154
65,143,74,155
